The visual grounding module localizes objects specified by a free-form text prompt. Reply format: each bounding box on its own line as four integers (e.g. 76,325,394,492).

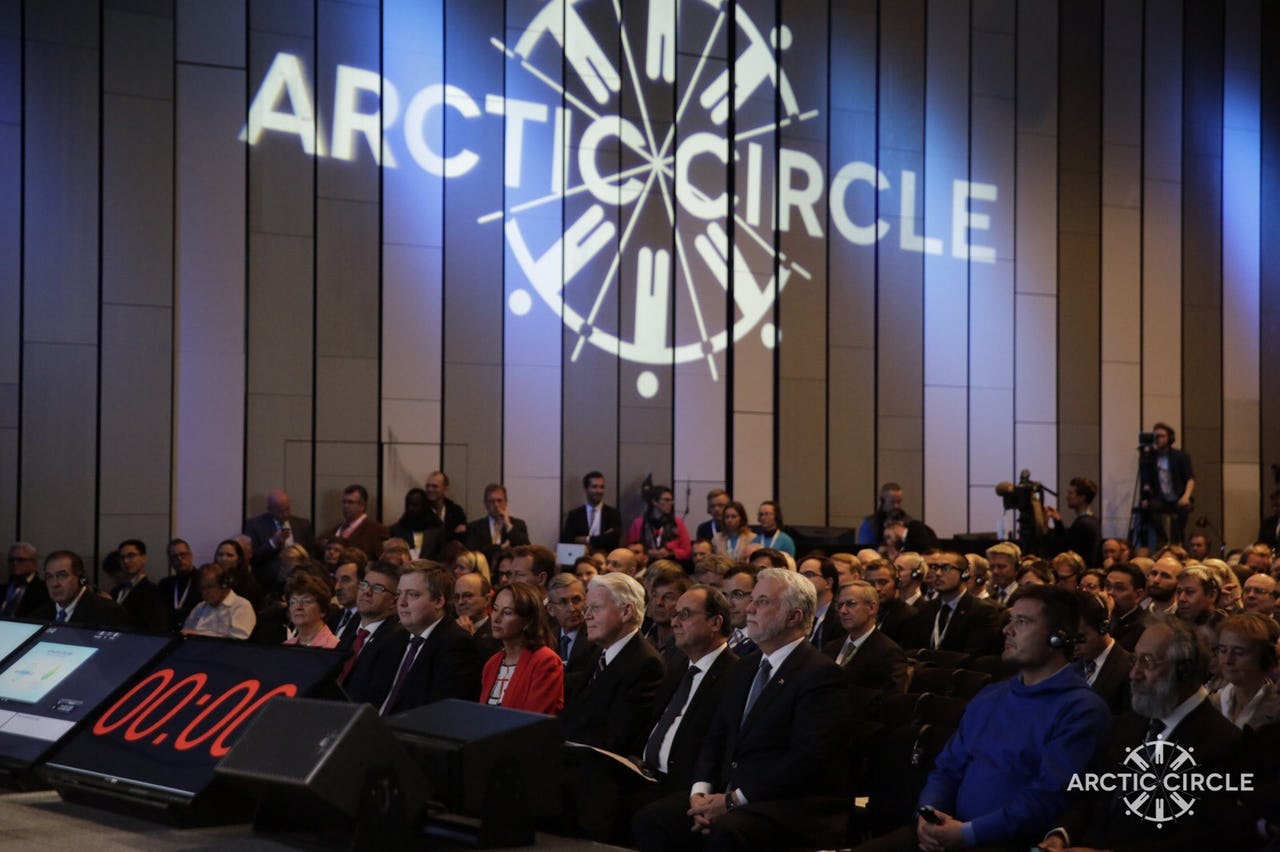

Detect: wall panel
0,0,20,552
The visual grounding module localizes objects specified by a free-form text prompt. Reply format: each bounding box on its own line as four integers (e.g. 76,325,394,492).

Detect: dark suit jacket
377,618,482,715
561,633,666,756
694,519,718,542
561,503,622,552
342,619,407,705
1088,643,1132,715
877,597,919,647
559,626,599,697
1258,512,1280,549
33,590,133,630
823,628,909,694
1054,512,1102,567
1109,606,1146,652
430,498,469,544
909,592,1003,656
156,574,198,632
692,639,851,848
1,574,50,619
646,647,738,788
326,607,362,651
327,517,390,564
809,601,844,649
116,576,170,633
1064,700,1245,851
468,616,502,660
244,513,317,591
463,516,530,554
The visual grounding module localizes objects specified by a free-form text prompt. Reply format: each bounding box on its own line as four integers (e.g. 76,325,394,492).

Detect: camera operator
1138,423,1195,548
1044,477,1102,567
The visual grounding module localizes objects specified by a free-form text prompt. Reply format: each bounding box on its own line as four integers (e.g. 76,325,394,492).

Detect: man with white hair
561,572,666,756
633,568,850,851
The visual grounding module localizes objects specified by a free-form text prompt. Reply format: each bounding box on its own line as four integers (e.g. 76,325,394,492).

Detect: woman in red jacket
479,580,563,715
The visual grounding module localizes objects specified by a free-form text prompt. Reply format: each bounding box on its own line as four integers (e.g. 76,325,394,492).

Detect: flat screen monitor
0,625,174,772
44,638,344,805
0,620,43,666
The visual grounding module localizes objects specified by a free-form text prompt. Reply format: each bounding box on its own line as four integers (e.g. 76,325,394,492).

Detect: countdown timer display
0,625,172,769
45,638,343,798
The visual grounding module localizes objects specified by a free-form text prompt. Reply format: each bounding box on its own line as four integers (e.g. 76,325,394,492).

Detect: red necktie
338,627,370,685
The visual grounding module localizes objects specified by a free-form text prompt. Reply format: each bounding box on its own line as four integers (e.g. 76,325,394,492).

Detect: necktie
809,618,823,646
338,627,370,684
1,582,21,617
381,635,424,715
1083,659,1098,680
933,604,952,649
1145,718,1166,742
643,665,699,770
336,608,355,635
588,506,596,536
741,658,773,726
996,588,1006,605
836,638,857,667
559,633,572,662
589,650,606,683
55,608,68,623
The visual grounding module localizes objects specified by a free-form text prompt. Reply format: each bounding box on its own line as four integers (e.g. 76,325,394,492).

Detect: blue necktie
741,658,773,726
55,608,68,623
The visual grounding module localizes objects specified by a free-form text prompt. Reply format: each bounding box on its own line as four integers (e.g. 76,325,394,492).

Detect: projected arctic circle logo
1067,741,1254,827
490,0,816,394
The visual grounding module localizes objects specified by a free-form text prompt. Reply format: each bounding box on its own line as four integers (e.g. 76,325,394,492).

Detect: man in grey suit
823,580,909,695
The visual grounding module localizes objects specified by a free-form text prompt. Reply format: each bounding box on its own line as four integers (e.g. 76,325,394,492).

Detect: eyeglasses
836,599,869,610
671,608,706,622
726,589,753,601
358,581,393,595
1131,654,1168,671
288,595,318,607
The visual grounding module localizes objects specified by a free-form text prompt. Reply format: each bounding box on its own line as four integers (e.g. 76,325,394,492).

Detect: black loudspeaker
215,697,428,845
789,525,858,553
388,699,562,848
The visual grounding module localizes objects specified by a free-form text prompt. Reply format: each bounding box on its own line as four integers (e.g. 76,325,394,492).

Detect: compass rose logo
484,0,820,395
1118,740,1198,826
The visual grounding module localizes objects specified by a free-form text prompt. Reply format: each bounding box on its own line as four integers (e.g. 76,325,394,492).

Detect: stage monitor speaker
388,699,562,848
789,524,858,553
216,697,428,844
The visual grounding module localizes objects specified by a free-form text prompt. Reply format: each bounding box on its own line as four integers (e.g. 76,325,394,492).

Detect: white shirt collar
758,635,807,679
603,628,640,665
58,588,87,619
1086,638,1115,684
688,641,729,673
1155,686,1209,738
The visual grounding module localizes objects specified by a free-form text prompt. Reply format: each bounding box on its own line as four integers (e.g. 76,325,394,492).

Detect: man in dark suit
863,558,919,647
376,564,481,715
243,488,316,592
32,550,132,629
632,568,851,852
800,555,843,648
573,585,739,842
561,572,665,756
326,484,390,564
453,571,499,659
695,488,730,542
340,561,407,701
561,470,622,552
1045,476,1103,567
463,483,531,556
1105,562,1149,651
1043,618,1248,852
326,560,362,650
547,573,598,695
2,542,50,618
113,539,170,633
156,538,199,631
823,580,909,694
722,566,759,656
1074,590,1131,714
424,470,468,546
909,552,1003,656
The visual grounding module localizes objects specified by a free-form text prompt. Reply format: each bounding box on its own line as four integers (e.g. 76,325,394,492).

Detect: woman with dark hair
478,580,563,715
752,500,796,556
213,538,264,610
282,571,339,649
712,501,751,560
390,487,441,559
626,485,692,563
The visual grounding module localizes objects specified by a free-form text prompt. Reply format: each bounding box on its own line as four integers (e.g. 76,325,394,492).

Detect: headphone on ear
957,563,970,582
77,574,87,587
1047,629,1080,651
973,573,986,586
911,567,924,581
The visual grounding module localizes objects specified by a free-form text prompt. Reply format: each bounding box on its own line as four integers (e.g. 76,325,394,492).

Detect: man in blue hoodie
858,585,1111,850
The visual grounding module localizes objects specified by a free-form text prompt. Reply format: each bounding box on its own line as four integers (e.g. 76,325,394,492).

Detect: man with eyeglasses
113,539,169,633
547,573,597,691
1041,617,1245,852
2,542,49,618
824,580,908,695
1241,572,1277,620
862,558,919,647
1103,562,1148,651
721,565,759,656
908,552,1002,655
340,560,405,697
181,562,255,639
453,571,499,659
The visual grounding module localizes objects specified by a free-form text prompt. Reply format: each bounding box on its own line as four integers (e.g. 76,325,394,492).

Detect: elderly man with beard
1041,617,1247,852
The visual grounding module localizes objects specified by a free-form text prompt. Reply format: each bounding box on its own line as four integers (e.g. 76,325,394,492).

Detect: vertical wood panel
1181,0,1224,538
0,0,20,550
1098,0,1141,541
21,3,99,558
1221,0,1260,549
826,0,877,529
